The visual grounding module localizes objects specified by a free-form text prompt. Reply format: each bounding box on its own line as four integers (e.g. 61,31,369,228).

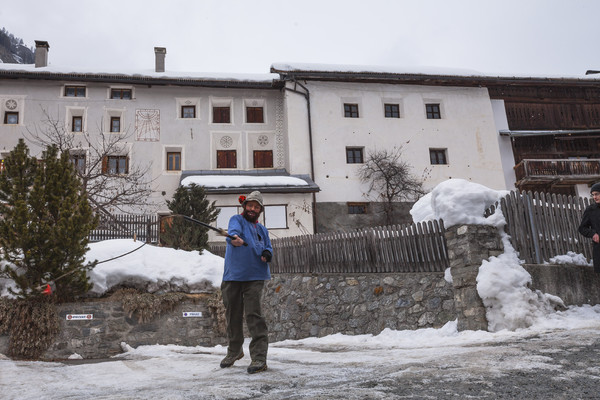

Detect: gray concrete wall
315,201,414,233
524,264,600,306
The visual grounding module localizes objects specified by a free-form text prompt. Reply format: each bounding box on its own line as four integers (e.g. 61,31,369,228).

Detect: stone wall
0,294,227,360
263,273,455,342
444,224,503,331
3,223,599,360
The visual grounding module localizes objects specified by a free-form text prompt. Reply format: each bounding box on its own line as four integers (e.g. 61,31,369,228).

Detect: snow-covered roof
0,63,280,87
271,62,600,82
179,169,320,194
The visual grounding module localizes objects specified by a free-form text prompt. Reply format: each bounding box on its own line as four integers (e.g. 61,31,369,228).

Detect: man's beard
242,209,260,223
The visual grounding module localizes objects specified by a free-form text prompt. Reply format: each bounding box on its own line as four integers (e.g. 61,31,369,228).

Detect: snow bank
410,178,508,227
85,239,224,296
412,178,567,332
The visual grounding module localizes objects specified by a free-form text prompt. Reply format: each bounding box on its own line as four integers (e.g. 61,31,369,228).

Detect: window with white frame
69,152,87,174
4,112,18,124
211,98,233,124
216,206,241,229
105,109,125,133
110,88,133,100
264,205,287,229
176,98,201,120
66,107,86,133
244,99,265,123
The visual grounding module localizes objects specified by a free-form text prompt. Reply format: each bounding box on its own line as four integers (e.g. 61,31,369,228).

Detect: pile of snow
549,251,593,267
85,239,224,296
411,178,570,332
410,178,508,228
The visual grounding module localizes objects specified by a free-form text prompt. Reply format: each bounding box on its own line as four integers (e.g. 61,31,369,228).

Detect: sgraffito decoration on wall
135,109,160,141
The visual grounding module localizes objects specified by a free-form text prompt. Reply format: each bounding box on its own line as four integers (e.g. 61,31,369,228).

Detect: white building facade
0,45,318,242
273,64,508,231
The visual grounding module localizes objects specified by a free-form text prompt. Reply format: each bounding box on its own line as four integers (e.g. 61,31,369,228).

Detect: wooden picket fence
210,220,449,273
496,191,593,264
89,213,160,243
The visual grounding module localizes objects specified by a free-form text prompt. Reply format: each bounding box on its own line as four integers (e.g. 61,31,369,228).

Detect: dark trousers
220,280,268,362
594,243,600,273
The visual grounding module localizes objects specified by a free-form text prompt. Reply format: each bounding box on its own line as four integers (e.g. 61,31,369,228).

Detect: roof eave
0,70,283,89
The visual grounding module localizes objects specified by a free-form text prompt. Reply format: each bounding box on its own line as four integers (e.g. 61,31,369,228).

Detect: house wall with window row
0,70,316,239
280,79,507,230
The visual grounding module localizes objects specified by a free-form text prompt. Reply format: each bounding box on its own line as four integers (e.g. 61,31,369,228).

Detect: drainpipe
283,79,319,233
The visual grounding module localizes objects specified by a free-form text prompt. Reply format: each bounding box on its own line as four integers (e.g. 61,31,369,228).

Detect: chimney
154,47,166,73
34,40,50,68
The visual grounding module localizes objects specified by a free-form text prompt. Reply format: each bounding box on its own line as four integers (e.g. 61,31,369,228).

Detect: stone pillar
445,225,503,331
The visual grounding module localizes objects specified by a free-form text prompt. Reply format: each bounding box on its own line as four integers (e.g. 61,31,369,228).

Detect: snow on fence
493,191,593,264
210,220,449,274
89,214,160,243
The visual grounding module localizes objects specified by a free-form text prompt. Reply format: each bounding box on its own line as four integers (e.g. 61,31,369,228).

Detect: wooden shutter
253,150,273,168
217,150,236,168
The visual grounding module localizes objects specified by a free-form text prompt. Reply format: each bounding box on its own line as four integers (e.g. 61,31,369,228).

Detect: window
70,154,86,173
213,107,231,123
111,88,132,99
264,205,287,229
344,103,359,118
110,117,121,133
72,116,83,132
253,150,273,168
217,150,236,168
181,105,196,119
384,103,400,118
346,147,364,164
246,107,264,123
64,86,86,97
167,152,181,171
103,156,128,174
348,202,368,214
426,103,441,119
4,112,18,124
216,206,241,229
429,148,448,165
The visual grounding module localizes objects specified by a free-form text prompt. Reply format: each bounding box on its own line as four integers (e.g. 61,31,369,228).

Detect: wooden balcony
514,159,600,185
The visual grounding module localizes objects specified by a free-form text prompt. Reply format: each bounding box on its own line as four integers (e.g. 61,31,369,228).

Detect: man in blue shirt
220,191,273,374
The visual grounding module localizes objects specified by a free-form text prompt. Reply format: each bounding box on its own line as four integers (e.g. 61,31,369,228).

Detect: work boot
247,360,267,374
220,350,244,368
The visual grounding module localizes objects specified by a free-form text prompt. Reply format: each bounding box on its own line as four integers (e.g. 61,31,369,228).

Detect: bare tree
25,108,155,216
358,147,426,225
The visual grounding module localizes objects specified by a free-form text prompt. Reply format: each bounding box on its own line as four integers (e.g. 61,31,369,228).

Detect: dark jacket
579,202,600,272
579,202,600,239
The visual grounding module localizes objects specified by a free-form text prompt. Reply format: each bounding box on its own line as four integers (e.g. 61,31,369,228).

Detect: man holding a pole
219,191,273,374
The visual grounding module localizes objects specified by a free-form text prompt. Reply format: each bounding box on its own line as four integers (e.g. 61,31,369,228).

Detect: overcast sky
2,0,598,76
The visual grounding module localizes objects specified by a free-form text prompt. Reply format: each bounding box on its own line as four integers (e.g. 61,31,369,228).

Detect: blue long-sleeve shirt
223,214,272,281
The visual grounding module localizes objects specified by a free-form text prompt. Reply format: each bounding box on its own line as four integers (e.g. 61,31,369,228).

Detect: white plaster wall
0,80,287,210
282,83,313,176
302,81,508,203
491,99,517,190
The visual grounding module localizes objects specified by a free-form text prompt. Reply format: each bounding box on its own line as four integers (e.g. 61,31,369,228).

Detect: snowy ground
2,309,600,399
